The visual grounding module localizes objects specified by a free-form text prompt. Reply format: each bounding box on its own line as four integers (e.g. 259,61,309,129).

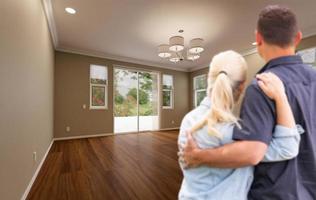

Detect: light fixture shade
169,36,184,52
169,53,180,63
189,38,204,54
187,50,200,61
158,44,171,58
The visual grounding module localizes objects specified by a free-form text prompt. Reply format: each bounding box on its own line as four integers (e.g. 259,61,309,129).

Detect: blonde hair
191,50,247,138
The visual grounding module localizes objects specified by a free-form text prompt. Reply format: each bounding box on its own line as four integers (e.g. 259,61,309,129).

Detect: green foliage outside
114,70,157,117
194,75,207,90
162,90,171,107
196,90,207,106
92,86,105,106
127,88,149,105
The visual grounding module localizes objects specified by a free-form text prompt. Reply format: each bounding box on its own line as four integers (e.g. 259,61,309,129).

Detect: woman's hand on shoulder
256,72,286,101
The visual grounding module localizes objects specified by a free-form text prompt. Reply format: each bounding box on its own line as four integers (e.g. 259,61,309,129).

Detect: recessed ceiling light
252,42,257,46
65,7,76,14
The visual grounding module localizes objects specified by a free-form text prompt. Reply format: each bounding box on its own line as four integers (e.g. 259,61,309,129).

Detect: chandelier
157,32,204,63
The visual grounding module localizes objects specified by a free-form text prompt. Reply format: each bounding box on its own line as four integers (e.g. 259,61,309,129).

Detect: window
194,74,207,107
90,64,108,109
297,47,316,68
162,74,173,109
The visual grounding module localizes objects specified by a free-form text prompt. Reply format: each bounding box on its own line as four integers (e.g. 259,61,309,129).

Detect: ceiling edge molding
303,31,316,39
237,31,316,58
42,0,58,48
188,65,208,72
241,48,258,57
189,48,258,72
56,47,190,72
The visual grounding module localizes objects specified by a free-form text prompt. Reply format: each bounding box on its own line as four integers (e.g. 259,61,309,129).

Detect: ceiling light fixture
252,42,257,46
169,52,181,63
189,38,204,54
65,7,76,14
169,36,184,52
187,50,200,61
158,30,204,63
158,44,171,58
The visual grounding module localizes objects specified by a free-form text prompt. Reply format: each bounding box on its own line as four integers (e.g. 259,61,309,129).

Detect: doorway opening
113,67,159,133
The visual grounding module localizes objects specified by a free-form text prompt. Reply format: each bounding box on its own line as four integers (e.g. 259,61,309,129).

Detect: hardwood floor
27,131,183,200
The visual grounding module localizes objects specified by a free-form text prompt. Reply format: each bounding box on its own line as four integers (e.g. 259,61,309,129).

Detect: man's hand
178,130,202,169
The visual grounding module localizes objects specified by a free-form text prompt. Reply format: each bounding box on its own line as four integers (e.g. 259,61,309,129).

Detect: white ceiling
46,0,316,71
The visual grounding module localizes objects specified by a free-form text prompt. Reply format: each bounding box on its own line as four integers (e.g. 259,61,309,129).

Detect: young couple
178,5,316,200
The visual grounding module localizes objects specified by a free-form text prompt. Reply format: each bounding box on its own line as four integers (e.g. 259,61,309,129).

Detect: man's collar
257,55,303,74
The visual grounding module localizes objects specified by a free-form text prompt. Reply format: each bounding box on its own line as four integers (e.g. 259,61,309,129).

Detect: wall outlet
82,104,87,109
171,120,175,124
66,126,71,132
33,152,37,162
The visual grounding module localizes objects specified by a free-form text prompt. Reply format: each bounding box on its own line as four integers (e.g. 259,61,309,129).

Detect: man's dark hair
257,5,299,47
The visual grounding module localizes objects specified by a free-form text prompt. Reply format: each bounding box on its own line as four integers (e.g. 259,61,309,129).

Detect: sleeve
262,125,304,162
232,83,276,144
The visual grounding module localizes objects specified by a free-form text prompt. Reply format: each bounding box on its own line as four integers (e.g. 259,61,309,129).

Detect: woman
177,50,303,200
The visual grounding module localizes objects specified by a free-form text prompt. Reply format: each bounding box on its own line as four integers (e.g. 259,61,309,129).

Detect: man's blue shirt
233,55,316,200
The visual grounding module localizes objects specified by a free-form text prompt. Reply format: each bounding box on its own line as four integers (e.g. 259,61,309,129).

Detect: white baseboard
21,140,54,200
54,128,179,141
53,132,114,141
158,127,180,131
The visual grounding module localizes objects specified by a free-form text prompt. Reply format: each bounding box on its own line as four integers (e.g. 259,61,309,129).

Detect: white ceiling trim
241,48,258,57
303,30,316,39
189,31,316,72
56,47,189,72
43,0,316,73
42,0,189,72
189,48,257,72
42,0,58,48
188,65,208,72
234,30,316,58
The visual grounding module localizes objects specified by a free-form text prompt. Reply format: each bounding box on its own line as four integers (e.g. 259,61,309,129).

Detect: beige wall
241,34,316,85
243,34,316,83
54,51,190,138
297,34,316,50
0,0,54,200
188,54,264,114
189,34,316,110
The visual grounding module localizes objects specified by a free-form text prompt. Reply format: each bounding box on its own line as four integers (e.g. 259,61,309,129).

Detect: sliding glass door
138,72,159,131
113,69,138,133
114,68,159,133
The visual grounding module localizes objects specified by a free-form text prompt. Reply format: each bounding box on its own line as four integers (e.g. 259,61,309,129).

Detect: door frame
113,65,161,134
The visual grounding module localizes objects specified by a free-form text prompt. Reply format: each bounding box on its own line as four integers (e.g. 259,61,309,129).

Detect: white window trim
89,65,108,110
193,74,207,107
194,89,207,108
162,74,174,109
296,46,316,67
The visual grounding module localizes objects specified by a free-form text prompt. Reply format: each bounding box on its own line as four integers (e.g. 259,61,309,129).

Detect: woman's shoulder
182,106,209,125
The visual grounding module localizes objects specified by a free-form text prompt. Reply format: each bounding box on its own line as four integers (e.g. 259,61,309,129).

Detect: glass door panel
114,68,160,133
114,68,138,133
138,72,159,131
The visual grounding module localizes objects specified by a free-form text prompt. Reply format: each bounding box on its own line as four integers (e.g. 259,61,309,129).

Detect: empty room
1,0,316,200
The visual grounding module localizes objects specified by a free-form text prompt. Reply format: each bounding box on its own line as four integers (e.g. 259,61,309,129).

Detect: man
181,5,316,200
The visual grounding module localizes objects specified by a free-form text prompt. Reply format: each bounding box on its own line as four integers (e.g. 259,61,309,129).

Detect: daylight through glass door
114,68,159,133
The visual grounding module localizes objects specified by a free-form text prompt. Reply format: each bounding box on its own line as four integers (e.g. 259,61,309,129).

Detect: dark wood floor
27,131,182,200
